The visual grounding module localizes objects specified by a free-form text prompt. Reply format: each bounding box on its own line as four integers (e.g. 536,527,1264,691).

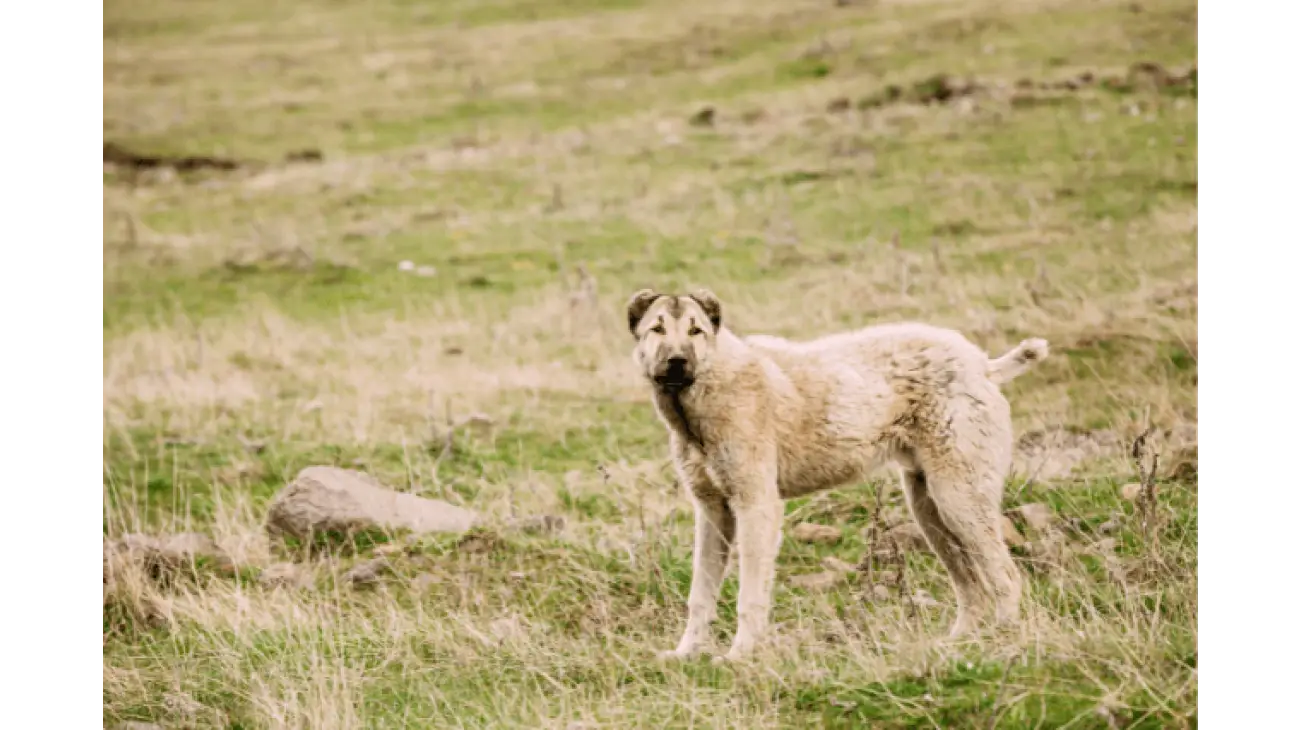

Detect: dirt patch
837,61,1194,115
1102,62,1197,97
284,148,324,164
688,106,716,127
104,142,242,172
855,74,980,110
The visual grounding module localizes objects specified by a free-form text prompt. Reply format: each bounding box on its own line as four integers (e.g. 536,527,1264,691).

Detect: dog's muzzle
653,356,694,393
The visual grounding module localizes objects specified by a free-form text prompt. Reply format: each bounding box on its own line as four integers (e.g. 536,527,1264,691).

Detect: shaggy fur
626,288,1049,662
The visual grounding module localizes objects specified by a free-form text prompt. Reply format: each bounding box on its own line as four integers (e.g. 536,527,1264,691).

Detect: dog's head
625,288,724,395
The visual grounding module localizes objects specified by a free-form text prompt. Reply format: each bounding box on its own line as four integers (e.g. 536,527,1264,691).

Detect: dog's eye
650,324,666,335
688,326,703,336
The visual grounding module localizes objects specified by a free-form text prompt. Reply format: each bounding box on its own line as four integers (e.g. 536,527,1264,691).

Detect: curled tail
987,338,1049,385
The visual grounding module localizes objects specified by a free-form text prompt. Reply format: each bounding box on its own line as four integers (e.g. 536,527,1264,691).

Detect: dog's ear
689,289,723,331
626,289,662,335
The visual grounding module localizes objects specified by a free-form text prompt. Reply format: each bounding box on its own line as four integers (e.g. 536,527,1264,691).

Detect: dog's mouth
653,374,695,394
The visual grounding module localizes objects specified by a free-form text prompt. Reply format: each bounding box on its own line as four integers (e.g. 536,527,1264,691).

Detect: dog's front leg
721,477,783,662
660,498,734,660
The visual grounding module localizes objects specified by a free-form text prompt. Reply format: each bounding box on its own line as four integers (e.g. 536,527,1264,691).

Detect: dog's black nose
666,356,688,376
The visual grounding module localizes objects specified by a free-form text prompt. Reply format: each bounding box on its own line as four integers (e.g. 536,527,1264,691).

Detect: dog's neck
651,328,752,452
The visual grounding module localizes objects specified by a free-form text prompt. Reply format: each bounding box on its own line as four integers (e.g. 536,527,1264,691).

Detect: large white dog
626,289,1048,662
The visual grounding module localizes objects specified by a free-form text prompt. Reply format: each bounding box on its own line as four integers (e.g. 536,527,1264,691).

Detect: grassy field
103,0,1197,726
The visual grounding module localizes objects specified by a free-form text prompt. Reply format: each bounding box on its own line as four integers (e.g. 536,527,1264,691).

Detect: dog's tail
987,338,1049,385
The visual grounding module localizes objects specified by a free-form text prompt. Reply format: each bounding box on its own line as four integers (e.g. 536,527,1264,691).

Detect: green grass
104,0,1197,726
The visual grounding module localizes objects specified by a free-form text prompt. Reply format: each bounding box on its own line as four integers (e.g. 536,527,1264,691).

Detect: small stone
1096,519,1121,535
871,583,891,601
880,522,930,553
1008,503,1055,533
791,522,843,544
911,590,940,608
1120,482,1143,501
373,542,407,557
689,106,716,127
821,556,857,574
398,260,415,271
789,571,845,591
344,558,390,587
259,562,311,590
1027,531,1071,564
510,515,566,534
869,569,899,585
115,532,233,580
1165,445,1197,481
826,96,851,113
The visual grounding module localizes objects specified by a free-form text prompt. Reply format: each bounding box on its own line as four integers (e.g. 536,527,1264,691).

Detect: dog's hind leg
907,387,1024,634
901,467,990,635
916,447,1023,632
925,469,1022,629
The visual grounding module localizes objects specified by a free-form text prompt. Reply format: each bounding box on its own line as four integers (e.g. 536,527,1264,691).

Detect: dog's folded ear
626,289,662,334
689,289,723,331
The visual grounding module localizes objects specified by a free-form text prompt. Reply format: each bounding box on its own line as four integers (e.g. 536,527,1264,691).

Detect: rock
789,571,845,591
509,515,567,535
456,530,500,554
266,466,479,543
259,562,311,590
689,106,716,126
1165,445,1197,481
821,556,858,574
881,522,931,553
1008,503,1055,533
826,96,852,113
1094,537,1118,554
911,590,940,608
343,558,390,588
1026,530,1071,566
791,522,843,544
871,583,892,601
1120,482,1143,501
110,532,233,581
1001,516,1027,548
373,542,408,557
116,723,166,730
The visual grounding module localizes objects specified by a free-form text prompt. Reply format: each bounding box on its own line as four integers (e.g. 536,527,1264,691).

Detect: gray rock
790,522,843,544
266,466,479,542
